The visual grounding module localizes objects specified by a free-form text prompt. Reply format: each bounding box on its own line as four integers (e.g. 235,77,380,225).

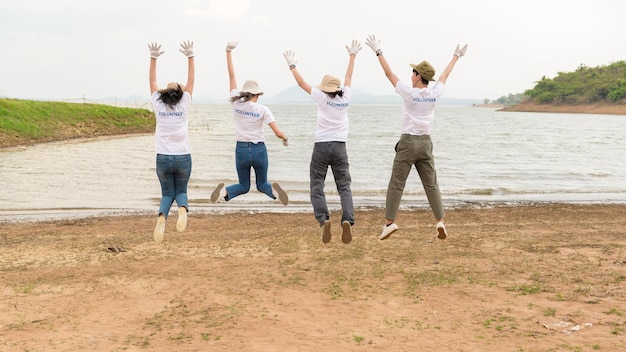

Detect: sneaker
153,215,165,242
321,220,331,244
379,223,398,240
211,183,226,203
436,222,447,240
176,207,187,232
272,183,289,205
341,220,352,244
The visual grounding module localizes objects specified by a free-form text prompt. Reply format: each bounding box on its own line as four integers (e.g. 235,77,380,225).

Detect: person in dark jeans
210,41,289,206
148,40,195,242
283,39,361,244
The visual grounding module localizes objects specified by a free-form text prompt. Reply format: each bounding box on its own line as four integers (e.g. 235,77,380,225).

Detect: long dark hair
229,92,258,103
158,84,184,109
325,90,344,98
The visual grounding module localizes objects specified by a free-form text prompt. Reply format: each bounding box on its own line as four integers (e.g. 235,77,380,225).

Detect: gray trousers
310,142,354,226
385,134,445,221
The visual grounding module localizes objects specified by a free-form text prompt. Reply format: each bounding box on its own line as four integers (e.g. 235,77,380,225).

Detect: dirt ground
1,204,625,352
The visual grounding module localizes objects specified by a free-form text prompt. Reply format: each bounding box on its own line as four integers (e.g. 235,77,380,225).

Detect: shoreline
498,102,626,115
3,198,626,224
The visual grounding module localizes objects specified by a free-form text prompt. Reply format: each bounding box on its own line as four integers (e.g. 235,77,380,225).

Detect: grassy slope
0,98,155,148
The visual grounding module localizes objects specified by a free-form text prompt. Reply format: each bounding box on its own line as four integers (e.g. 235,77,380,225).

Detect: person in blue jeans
283,39,361,244
210,41,289,205
148,40,195,242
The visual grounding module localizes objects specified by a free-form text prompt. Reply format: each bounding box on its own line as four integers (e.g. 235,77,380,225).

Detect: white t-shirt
230,89,276,143
310,86,351,142
395,80,445,136
152,91,192,155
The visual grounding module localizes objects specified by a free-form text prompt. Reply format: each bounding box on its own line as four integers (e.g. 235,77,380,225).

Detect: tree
522,61,626,105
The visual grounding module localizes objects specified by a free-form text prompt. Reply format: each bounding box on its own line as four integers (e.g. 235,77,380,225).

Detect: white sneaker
272,183,289,205
436,222,447,240
210,183,226,203
321,220,331,244
176,207,187,232
153,215,165,242
341,220,352,244
379,223,398,240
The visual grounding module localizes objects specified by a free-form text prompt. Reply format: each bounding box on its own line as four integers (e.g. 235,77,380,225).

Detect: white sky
1,0,625,101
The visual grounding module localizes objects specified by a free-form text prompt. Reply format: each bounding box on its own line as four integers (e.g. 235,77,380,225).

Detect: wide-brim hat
241,80,263,95
409,61,436,82
317,74,341,93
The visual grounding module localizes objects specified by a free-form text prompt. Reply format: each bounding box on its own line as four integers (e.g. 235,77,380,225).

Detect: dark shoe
341,220,352,244
321,220,331,244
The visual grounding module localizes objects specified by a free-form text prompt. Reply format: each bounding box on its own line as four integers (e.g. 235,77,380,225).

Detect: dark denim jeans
226,142,274,200
156,154,192,217
310,142,354,226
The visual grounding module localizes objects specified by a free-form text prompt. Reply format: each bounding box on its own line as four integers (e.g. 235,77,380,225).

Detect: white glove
345,39,362,56
454,44,468,58
282,138,289,147
179,40,194,58
365,34,381,54
283,50,297,67
226,41,238,52
148,43,164,59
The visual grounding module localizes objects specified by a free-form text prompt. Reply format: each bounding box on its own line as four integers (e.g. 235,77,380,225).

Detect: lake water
2,104,626,222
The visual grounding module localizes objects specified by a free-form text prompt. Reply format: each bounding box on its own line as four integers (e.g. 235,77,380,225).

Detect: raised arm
343,40,361,88
438,44,467,84
365,35,400,88
283,50,312,94
179,40,195,96
148,43,164,94
226,41,238,91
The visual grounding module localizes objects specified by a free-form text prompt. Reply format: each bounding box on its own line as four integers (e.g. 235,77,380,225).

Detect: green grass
0,98,154,147
543,307,557,317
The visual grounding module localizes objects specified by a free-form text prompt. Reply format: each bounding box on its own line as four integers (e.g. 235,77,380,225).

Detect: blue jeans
156,154,192,217
310,142,354,226
225,142,275,200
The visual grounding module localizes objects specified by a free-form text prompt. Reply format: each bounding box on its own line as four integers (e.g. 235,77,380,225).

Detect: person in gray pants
283,40,362,244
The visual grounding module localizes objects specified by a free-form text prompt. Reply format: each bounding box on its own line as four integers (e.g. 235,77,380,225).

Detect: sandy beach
1,204,625,351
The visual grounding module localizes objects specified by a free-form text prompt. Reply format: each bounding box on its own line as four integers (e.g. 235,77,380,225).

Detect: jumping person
210,41,289,205
283,39,361,244
148,40,195,242
364,34,467,241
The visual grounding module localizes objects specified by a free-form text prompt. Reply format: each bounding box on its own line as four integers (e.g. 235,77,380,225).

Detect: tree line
485,60,626,106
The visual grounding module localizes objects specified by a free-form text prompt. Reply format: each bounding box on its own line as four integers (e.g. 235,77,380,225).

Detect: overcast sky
1,0,625,102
